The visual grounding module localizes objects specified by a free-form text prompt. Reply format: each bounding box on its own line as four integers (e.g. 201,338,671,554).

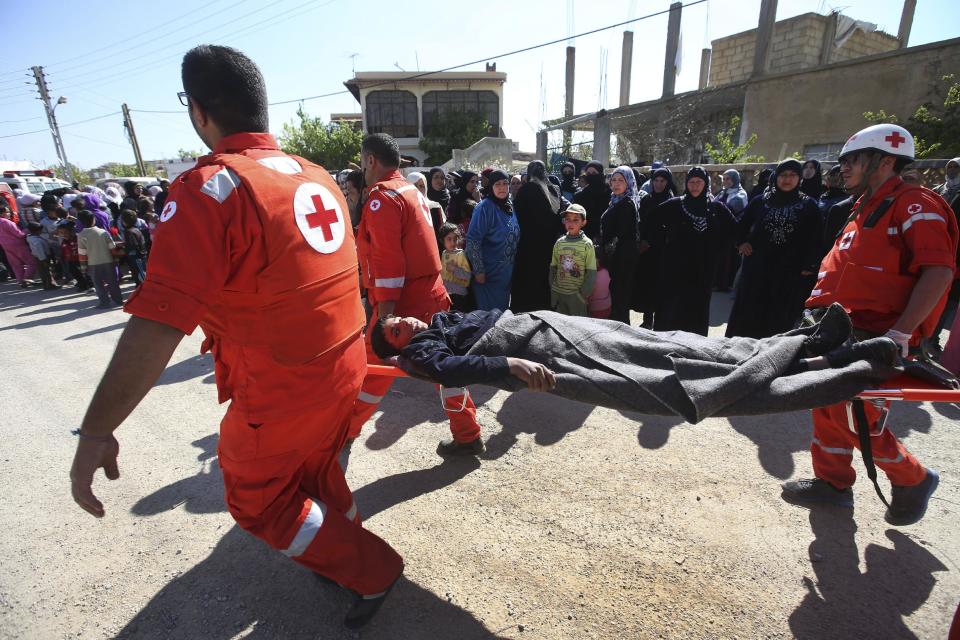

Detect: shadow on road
155,353,216,386
132,434,223,516
483,389,594,459
115,525,507,639
632,413,686,449
787,509,947,640
363,378,498,451
64,320,127,340
354,456,481,520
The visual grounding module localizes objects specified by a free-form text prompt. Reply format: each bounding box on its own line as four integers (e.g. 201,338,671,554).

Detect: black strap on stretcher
849,398,891,508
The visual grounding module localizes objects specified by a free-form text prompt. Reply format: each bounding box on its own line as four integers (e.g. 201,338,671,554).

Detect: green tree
99,162,158,178
279,108,363,169
176,147,205,160
704,116,764,163
863,74,960,158
47,162,93,185
419,110,490,166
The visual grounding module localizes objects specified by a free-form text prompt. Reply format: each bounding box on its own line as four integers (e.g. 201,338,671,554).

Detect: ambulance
0,170,70,194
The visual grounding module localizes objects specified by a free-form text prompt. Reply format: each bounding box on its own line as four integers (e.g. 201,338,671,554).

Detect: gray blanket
466,311,898,424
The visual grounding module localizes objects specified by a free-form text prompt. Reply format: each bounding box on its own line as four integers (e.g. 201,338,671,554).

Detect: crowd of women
362,156,960,349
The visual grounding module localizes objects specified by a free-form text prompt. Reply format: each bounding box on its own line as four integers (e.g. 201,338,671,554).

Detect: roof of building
344,70,507,102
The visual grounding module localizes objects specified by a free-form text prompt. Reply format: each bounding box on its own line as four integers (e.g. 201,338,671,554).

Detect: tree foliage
279,108,364,169
863,74,960,158
419,110,490,166
704,116,764,164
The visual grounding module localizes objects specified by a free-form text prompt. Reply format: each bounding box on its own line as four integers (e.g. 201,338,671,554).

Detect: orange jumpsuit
125,133,402,595
349,171,482,443
805,176,958,489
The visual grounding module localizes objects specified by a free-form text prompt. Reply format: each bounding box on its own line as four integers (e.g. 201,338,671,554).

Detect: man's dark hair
370,314,401,360
40,193,59,212
345,169,363,191
121,209,138,227
182,45,269,135
361,133,400,168
77,209,95,226
124,181,139,196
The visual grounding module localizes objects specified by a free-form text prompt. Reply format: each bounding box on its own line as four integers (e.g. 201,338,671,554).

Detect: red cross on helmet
838,124,915,163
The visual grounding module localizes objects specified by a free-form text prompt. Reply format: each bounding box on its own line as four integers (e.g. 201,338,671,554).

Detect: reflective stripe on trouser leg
438,385,482,443
282,499,327,557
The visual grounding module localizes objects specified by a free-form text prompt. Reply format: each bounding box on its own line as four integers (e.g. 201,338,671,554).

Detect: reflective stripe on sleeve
441,387,469,399
375,277,405,288
812,437,854,456
200,168,241,204
256,156,303,174
901,212,945,233
282,500,326,558
874,453,905,464
345,501,358,521
810,289,822,296
358,391,383,404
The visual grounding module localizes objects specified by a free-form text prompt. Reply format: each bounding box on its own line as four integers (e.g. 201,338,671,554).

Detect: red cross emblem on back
885,132,906,148
306,194,339,241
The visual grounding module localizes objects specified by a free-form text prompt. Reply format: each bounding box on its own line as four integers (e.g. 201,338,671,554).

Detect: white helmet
839,124,915,163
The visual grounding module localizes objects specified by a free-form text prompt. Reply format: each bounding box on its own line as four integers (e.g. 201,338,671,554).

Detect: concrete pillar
897,0,916,48
662,2,682,97
564,46,576,152
819,11,838,66
698,48,711,89
619,31,634,107
752,0,778,77
536,130,548,163
594,113,611,168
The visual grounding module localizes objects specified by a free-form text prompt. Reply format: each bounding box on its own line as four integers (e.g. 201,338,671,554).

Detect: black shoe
781,477,854,507
343,572,402,630
437,437,485,456
885,468,939,526
804,303,853,357
825,337,901,369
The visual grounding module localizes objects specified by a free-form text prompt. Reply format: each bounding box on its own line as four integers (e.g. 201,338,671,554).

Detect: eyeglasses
839,153,860,168
177,91,190,107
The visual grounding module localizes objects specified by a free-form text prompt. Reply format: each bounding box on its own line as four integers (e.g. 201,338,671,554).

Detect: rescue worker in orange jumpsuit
782,124,958,525
68,45,402,630
348,133,485,456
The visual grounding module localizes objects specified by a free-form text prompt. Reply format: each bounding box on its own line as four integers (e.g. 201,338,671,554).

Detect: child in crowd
77,209,122,308
56,220,91,291
456,199,476,240
588,257,612,319
550,204,596,317
120,209,147,285
26,222,59,289
439,222,472,312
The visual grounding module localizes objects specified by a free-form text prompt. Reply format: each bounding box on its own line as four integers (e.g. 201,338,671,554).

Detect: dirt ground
1,282,958,640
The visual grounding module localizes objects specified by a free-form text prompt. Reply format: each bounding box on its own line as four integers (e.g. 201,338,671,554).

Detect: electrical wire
0,111,121,139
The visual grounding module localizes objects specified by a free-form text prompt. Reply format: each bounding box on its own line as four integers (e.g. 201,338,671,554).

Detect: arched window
422,90,500,137
365,90,419,138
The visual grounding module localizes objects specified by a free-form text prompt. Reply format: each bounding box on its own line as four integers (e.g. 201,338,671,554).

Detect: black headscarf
631,167,646,189
485,169,513,214
799,159,824,199
559,161,576,195
648,167,677,206
447,170,478,223
766,159,804,206
683,166,711,215
526,160,562,213
750,168,774,200
427,167,450,210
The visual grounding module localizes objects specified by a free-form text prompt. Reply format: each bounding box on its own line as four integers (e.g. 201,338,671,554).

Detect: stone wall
709,12,899,87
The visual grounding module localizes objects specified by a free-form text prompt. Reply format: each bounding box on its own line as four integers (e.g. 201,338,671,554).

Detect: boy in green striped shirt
550,204,597,316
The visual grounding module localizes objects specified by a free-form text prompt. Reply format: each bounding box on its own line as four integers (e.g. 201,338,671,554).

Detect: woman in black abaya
652,167,737,335
726,159,824,338
511,160,566,312
632,167,676,328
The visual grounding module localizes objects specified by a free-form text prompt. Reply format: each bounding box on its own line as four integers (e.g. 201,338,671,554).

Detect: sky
0,0,957,171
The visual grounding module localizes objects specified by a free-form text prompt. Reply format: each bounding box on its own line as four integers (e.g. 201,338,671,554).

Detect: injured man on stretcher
370,303,902,424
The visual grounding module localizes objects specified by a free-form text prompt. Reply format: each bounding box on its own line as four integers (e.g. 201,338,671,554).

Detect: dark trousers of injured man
218,390,403,596
810,399,927,490
346,291,482,444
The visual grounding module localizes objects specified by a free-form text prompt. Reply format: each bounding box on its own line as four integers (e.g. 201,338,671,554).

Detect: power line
0,111,120,139
0,115,46,125
266,0,708,106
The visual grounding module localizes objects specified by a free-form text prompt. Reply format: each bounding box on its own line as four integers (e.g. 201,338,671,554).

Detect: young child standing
26,222,59,289
550,204,597,317
120,209,147,285
77,209,122,308
439,222,473,312
56,220,91,291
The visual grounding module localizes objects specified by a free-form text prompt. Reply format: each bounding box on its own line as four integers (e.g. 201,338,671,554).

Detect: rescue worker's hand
737,242,753,257
508,358,556,392
883,328,911,358
474,272,486,284
70,434,120,518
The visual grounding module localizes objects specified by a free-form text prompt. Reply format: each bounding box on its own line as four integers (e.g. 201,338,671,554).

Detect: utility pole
31,66,73,182
122,103,147,176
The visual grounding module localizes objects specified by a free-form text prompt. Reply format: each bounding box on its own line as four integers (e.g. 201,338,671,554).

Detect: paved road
1,281,957,639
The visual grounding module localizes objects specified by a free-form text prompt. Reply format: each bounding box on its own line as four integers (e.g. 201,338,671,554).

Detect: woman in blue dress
465,169,520,311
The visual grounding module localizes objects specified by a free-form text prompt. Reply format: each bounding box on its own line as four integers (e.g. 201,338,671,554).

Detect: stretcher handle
857,388,960,402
